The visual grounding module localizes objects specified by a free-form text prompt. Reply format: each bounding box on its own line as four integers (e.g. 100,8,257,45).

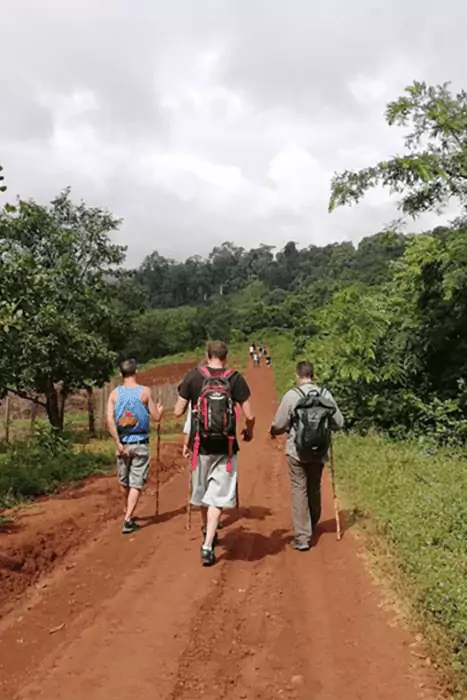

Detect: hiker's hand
242,428,253,442
117,442,128,457
182,443,191,459
156,403,164,419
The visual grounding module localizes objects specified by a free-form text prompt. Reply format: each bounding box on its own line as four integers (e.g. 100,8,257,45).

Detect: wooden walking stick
155,421,161,516
329,442,342,541
186,463,192,530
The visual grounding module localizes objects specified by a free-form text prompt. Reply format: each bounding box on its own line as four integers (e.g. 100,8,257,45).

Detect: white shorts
190,454,238,508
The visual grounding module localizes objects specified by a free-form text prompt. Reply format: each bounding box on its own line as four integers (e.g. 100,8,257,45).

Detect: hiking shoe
122,519,141,534
201,546,216,567
291,539,311,552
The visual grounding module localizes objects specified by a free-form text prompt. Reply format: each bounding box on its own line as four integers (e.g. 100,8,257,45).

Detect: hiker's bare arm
143,387,164,422
240,399,255,439
270,393,292,435
174,396,188,418
106,390,126,455
323,389,344,429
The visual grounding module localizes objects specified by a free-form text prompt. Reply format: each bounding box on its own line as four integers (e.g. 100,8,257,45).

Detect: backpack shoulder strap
198,365,210,378
293,387,306,399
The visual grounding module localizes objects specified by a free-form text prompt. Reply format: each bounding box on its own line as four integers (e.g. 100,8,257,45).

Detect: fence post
99,386,107,433
4,394,11,444
87,386,96,437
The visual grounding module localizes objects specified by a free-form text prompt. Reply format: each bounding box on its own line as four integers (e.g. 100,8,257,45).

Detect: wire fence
0,381,182,445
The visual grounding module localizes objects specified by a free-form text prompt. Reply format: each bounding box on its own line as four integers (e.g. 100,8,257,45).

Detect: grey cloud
1,0,467,264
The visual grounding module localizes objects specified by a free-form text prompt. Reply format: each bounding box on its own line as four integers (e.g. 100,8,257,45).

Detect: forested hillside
126,220,467,446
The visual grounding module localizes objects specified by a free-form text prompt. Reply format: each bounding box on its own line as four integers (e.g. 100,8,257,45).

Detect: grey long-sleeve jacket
271,381,344,462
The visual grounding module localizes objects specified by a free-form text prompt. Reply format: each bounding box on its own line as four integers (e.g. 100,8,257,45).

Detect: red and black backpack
190,365,238,472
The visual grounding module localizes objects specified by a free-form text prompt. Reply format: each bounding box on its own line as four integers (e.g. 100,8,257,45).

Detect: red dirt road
0,364,444,700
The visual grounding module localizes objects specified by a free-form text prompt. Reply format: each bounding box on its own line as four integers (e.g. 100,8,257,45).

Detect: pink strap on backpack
225,404,240,473
191,432,200,471
198,364,234,380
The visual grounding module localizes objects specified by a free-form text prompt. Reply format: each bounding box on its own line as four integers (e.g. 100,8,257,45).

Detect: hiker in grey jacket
270,361,344,551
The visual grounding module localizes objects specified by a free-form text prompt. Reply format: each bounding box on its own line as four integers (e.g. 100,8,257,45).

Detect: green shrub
0,427,112,509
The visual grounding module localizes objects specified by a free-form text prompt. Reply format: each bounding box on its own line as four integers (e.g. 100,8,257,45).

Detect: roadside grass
140,341,246,371
142,342,246,373
141,350,201,370
266,333,467,698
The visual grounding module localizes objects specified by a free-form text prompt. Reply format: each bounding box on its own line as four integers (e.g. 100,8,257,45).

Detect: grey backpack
292,388,336,458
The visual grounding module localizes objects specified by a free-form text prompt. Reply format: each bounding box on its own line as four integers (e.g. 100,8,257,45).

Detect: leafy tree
389,228,467,398
0,189,126,428
329,81,467,217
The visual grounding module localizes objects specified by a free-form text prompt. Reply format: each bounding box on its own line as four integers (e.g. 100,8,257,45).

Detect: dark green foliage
133,233,406,310
126,231,409,364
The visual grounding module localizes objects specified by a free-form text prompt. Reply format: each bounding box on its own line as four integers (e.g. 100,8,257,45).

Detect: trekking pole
155,421,161,516
329,442,342,541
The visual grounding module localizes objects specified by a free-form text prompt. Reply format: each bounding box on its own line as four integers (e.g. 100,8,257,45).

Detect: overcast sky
1,0,465,266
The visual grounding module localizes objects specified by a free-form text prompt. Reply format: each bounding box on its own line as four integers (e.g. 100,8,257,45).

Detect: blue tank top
114,386,150,444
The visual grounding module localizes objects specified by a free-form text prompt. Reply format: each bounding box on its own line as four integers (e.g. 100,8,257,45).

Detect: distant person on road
253,352,260,368
107,358,164,534
249,343,255,359
270,361,343,551
265,354,271,367
174,341,255,567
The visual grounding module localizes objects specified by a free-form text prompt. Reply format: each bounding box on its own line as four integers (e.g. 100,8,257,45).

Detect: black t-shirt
178,366,251,455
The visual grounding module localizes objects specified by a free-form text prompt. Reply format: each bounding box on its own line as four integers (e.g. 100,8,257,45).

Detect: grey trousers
287,456,325,545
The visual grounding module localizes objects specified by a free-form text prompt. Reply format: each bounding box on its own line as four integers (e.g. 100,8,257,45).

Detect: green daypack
292,388,336,459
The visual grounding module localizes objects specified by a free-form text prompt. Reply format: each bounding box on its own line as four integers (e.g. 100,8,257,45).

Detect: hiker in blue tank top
107,358,164,534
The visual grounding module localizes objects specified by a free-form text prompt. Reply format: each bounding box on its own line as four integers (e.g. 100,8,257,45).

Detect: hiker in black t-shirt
174,341,255,567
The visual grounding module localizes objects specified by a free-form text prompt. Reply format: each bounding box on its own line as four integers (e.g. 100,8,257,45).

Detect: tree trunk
45,383,63,430
59,390,66,428
4,394,11,444
86,386,96,437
